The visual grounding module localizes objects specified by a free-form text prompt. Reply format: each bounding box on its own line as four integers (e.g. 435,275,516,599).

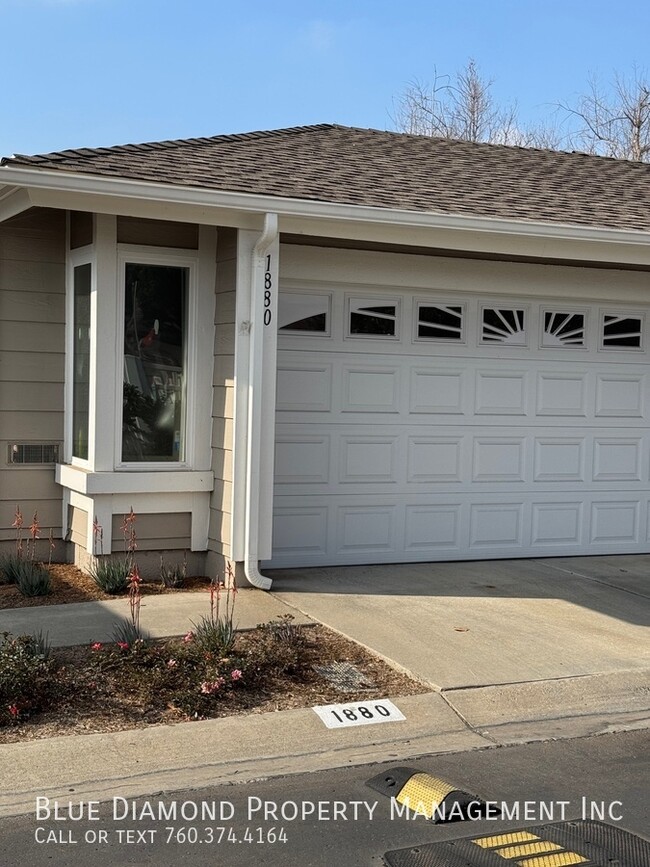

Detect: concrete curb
1,668,648,820
0,693,488,819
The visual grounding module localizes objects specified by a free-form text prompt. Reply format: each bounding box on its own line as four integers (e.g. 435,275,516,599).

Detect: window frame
277,290,332,337
345,294,401,340
478,303,529,347
114,245,199,470
599,308,645,352
65,246,95,469
540,307,588,350
413,299,466,344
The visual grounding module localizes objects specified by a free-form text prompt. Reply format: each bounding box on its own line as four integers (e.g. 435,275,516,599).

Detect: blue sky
2,0,650,156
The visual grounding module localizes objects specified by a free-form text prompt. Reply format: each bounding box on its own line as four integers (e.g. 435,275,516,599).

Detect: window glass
279,293,329,333
481,307,526,345
122,263,187,462
542,311,585,347
417,303,463,340
349,299,397,336
72,263,91,460
602,314,643,349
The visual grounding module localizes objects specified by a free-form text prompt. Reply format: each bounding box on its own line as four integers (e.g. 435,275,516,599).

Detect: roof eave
2,164,650,263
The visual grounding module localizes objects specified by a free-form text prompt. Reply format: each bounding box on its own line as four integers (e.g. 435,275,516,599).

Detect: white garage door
269,288,650,568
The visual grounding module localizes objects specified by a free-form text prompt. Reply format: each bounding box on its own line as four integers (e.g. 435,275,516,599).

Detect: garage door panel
410,368,466,414
536,372,588,416
342,366,401,413
475,371,529,415
595,374,645,417
272,292,650,566
531,502,584,546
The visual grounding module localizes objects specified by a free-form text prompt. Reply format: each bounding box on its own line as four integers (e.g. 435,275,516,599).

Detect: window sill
56,464,214,495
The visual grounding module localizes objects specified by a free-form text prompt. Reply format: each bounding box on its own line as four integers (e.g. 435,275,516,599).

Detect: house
2,124,650,588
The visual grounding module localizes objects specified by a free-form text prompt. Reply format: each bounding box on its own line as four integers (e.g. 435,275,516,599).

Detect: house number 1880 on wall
263,254,273,326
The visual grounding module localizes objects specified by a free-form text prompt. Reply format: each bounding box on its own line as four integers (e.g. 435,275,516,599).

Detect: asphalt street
2,729,647,866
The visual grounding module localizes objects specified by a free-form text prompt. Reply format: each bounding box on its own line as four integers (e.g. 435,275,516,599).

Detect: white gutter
244,212,278,590
2,163,650,248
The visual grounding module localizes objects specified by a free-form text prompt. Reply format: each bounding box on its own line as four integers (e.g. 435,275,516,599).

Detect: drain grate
313,661,375,692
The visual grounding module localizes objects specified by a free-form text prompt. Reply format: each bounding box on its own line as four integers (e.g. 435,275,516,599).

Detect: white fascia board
3,164,650,261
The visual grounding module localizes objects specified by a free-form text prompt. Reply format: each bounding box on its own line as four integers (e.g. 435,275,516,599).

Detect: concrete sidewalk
0,554,648,819
0,588,313,647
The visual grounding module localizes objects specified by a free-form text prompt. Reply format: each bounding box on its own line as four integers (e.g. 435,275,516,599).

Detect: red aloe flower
11,506,23,530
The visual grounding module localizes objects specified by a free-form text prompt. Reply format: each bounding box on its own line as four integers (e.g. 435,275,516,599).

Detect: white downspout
244,213,278,590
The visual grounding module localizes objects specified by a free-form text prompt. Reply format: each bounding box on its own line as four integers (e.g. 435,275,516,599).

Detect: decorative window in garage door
278,292,330,335
480,306,526,345
542,311,586,347
601,313,643,349
416,303,464,341
348,298,399,337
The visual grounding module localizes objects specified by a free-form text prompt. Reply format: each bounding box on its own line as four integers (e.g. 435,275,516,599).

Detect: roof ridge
7,123,340,165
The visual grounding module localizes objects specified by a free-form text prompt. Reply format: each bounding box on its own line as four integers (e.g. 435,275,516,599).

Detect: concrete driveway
269,555,650,740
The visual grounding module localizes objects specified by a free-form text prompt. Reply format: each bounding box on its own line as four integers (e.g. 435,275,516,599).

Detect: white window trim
277,289,332,337
539,307,589,350
478,303,529,347
413,298,467,344
345,294,401,340
598,308,646,352
65,244,95,469
114,245,200,470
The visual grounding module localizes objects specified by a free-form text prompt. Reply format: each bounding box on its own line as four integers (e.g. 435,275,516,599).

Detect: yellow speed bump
383,819,650,867
366,766,489,823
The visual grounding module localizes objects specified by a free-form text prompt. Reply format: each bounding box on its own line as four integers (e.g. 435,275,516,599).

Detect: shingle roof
3,123,650,232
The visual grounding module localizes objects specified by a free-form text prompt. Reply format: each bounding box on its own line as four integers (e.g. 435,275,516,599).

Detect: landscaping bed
0,622,429,744
0,561,209,609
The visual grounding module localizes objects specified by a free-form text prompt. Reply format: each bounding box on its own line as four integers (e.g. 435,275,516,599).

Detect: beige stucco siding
208,227,236,562
0,208,65,546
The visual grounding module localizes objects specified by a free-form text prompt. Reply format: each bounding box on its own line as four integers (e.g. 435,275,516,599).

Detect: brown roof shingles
3,123,650,232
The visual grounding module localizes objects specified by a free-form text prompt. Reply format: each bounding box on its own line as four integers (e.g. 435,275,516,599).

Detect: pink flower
91,642,102,651
183,631,194,643
200,677,225,695
8,704,19,717
167,659,177,668
117,641,129,650
230,669,242,681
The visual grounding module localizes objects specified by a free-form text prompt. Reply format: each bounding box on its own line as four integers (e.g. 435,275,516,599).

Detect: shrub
90,558,130,594
0,554,22,585
15,560,52,597
0,632,56,725
160,554,186,589
192,615,236,656
111,617,150,648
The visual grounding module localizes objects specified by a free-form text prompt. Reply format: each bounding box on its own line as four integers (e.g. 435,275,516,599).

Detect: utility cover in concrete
313,661,374,691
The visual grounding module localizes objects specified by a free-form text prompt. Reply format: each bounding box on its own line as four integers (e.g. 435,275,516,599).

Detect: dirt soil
0,562,210,609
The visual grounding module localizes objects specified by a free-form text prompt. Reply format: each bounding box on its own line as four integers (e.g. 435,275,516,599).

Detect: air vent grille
9,443,60,465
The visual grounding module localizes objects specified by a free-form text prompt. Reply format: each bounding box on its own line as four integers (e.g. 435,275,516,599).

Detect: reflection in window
481,307,526,345
602,314,643,349
417,303,463,340
279,293,329,333
349,299,397,336
72,263,91,460
122,263,187,462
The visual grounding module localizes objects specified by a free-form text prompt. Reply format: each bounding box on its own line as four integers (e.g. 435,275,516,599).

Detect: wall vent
8,443,60,465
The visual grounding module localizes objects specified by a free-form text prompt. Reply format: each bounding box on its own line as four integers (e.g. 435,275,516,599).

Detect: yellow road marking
516,853,588,867
473,832,540,849
495,841,564,858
